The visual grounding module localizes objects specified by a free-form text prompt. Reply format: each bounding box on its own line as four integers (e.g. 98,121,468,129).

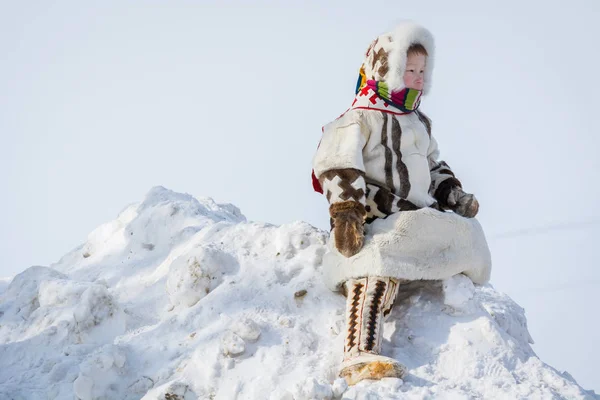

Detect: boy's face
403,53,426,91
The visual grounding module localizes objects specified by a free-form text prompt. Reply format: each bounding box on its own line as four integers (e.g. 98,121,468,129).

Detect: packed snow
0,187,596,399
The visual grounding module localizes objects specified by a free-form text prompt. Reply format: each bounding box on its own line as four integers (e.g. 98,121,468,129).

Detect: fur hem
322,208,492,291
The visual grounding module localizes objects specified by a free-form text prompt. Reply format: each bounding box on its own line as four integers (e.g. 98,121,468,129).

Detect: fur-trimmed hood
361,21,435,96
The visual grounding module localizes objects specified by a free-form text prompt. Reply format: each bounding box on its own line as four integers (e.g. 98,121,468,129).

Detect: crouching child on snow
311,21,492,385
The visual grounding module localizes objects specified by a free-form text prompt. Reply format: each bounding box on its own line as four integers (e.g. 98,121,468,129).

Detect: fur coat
312,21,492,287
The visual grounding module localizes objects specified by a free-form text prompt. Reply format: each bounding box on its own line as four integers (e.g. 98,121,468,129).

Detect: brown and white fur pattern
362,21,435,95
313,22,463,225
340,277,406,385
314,108,463,224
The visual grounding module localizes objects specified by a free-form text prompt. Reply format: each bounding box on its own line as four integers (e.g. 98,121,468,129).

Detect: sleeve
427,135,463,210
312,111,370,207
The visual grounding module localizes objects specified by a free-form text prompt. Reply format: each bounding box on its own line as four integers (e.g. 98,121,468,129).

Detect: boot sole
340,355,407,386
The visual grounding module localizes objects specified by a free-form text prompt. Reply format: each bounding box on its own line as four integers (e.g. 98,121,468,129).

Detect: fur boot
340,277,406,385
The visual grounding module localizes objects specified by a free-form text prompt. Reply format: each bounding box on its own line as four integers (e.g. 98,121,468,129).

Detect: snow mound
0,187,596,399
166,245,239,308
0,266,125,345
0,276,12,296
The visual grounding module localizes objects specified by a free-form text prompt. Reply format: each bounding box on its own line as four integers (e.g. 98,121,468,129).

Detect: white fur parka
312,22,492,287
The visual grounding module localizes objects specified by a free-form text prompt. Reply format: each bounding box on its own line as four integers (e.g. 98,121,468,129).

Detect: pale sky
1,0,598,391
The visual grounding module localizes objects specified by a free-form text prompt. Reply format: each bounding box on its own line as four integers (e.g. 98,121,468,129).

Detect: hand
447,187,479,218
330,201,366,258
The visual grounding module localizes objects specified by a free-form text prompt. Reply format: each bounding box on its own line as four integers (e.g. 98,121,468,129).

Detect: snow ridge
0,187,596,399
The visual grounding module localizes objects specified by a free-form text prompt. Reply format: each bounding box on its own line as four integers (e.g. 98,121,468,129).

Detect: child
312,21,483,385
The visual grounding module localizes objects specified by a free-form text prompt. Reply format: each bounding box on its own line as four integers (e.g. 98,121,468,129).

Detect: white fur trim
322,208,492,291
363,21,435,95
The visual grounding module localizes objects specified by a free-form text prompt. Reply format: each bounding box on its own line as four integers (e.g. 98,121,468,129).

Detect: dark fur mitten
447,187,479,218
330,201,367,258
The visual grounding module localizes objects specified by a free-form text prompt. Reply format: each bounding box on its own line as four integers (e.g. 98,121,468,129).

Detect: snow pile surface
0,187,596,399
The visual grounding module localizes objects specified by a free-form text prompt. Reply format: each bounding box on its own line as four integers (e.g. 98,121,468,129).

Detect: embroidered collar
354,66,422,114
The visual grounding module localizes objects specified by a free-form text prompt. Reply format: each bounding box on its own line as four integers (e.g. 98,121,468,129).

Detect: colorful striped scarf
355,67,422,112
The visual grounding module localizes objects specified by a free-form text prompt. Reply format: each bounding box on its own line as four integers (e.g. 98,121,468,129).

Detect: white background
1,0,598,391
